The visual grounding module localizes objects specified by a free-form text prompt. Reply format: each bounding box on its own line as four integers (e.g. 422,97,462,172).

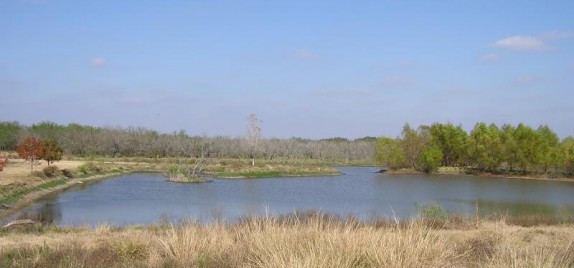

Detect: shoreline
482,173,574,183
382,168,574,182
0,165,340,222
2,162,572,223
0,171,129,222
213,172,341,179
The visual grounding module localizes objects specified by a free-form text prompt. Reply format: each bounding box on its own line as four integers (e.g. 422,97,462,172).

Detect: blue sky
1,1,573,139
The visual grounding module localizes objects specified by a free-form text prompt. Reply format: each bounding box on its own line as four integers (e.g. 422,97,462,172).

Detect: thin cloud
351,88,373,95
396,60,413,68
22,0,50,4
310,88,373,98
443,87,475,97
292,50,318,60
310,89,343,98
514,76,537,84
492,31,573,51
382,76,408,85
481,53,500,62
90,58,106,67
370,60,416,71
122,97,146,104
539,31,574,40
492,35,546,50
0,78,22,87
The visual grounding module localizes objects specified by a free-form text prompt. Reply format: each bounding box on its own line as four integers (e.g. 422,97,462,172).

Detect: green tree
500,124,518,171
30,121,64,141
376,137,406,169
513,123,543,173
470,123,502,172
430,123,469,166
43,138,64,166
401,123,424,169
536,125,560,173
0,121,22,151
417,144,443,174
560,137,574,175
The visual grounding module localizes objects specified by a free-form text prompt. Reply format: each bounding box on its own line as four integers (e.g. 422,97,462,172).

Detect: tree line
377,122,574,175
0,121,375,163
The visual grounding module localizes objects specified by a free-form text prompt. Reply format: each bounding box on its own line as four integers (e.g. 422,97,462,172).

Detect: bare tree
168,139,212,183
4,121,379,163
188,140,212,178
246,114,262,166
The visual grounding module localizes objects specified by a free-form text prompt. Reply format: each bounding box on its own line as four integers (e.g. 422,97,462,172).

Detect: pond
4,167,574,226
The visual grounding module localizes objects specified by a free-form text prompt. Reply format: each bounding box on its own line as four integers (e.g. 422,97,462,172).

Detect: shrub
416,202,448,228
61,169,74,178
32,170,47,179
43,166,61,178
78,162,102,175
112,241,148,261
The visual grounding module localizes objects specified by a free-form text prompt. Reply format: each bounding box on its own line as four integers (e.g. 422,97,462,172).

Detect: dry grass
0,158,86,210
0,158,83,185
0,215,572,267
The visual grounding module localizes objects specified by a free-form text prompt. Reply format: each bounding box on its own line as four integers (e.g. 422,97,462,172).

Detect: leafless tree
169,138,212,182
6,121,377,163
246,114,262,166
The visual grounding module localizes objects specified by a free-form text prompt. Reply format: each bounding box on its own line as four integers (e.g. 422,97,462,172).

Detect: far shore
382,168,574,182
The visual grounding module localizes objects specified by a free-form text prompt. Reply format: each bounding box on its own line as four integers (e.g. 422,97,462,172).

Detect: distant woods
377,122,574,175
0,121,375,163
3,121,572,175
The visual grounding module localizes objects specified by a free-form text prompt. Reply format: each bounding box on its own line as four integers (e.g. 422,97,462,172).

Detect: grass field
0,159,83,186
0,213,572,267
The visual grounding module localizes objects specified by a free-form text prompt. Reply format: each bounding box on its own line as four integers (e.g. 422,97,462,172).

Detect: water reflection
10,201,62,225
472,199,574,218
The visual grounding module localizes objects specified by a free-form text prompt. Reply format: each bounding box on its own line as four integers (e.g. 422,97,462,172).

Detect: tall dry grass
0,214,573,267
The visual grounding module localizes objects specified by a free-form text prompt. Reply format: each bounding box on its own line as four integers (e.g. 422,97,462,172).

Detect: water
4,167,574,226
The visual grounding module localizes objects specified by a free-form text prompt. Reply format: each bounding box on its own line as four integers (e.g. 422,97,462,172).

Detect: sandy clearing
0,159,84,185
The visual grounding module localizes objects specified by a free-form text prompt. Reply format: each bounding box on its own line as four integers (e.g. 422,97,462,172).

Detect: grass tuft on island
206,162,340,179
165,175,210,184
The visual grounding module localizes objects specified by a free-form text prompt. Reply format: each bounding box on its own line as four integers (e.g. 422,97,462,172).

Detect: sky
1,0,573,139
